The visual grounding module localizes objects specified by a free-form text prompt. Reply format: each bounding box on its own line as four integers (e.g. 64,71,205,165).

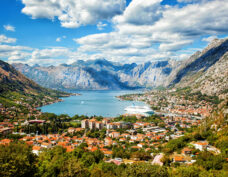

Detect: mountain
12,38,228,94
0,60,45,94
166,38,228,98
13,59,179,90
0,60,69,108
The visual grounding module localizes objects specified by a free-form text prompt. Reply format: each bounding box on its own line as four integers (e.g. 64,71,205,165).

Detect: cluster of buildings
120,90,214,118
81,118,131,130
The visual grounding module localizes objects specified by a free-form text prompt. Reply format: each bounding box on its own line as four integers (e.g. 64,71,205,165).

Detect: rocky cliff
167,38,228,98
12,38,228,96
13,59,178,90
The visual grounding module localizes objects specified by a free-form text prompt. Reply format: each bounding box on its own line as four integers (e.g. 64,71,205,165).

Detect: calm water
40,90,147,117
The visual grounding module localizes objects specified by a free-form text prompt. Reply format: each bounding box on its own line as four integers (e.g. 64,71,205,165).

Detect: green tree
0,142,37,177
122,163,168,177
59,157,89,177
37,146,66,177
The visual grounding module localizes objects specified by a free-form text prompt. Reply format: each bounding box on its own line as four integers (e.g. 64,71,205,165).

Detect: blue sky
0,0,227,65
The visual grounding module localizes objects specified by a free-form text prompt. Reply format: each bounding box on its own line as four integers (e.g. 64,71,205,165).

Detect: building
32,146,42,155
109,131,120,138
191,141,208,151
173,155,186,163
181,147,192,155
96,121,103,129
89,119,96,129
81,119,89,129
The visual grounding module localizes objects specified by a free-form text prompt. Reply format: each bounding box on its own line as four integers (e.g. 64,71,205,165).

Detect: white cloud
21,0,126,28
0,45,32,53
97,22,107,30
177,0,211,3
72,0,228,63
56,37,61,42
56,36,67,42
114,0,163,25
31,47,71,60
159,40,193,52
0,35,17,44
3,0,228,65
202,35,218,43
0,44,32,63
3,25,15,32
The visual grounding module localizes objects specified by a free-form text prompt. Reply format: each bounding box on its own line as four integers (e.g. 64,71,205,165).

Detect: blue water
40,90,147,117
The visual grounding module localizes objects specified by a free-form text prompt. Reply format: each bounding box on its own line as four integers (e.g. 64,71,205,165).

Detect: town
0,88,223,166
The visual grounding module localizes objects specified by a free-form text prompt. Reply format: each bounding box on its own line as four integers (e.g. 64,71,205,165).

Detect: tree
81,152,96,167
0,142,37,177
59,157,89,177
122,163,168,177
172,166,201,177
37,146,66,177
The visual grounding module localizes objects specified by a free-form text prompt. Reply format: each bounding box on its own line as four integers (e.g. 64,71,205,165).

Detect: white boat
124,105,154,116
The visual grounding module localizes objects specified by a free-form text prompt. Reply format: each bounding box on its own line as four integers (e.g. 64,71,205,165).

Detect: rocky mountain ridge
13,59,179,90
168,38,228,98
12,38,228,98
0,59,69,99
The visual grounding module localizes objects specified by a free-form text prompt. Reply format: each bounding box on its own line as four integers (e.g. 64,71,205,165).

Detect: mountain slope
12,38,228,94
13,59,179,90
0,60,69,108
167,38,228,98
0,60,46,94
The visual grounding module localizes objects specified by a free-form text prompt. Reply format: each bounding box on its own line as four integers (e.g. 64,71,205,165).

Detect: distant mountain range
0,59,69,104
12,38,228,97
12,59,179,90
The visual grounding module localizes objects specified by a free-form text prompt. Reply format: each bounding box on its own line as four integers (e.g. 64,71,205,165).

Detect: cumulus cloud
0,35,17,44
4,0,228,65
31,47,71,60
21,0,126,28
159,40,193,52
3,25,15,32
114,0,163,25
97,22,107,30
0,44,32,63
56,37,61,42
72,0,228,63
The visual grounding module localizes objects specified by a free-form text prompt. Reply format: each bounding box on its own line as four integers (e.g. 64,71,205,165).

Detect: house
0,139,11,145
103,150,113,157
173,155,186,163
104,137,112,146
137,143,145,148
32,146,41,155
68,127,76,134
109,131,120,138
191,141,208,151
181,147,192,155
102,118,111,125
41,142,51,148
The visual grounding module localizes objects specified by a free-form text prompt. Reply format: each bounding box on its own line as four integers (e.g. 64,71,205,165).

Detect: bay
39,90,147,117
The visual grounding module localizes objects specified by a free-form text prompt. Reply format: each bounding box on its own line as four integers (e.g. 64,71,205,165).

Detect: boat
124,105,154,116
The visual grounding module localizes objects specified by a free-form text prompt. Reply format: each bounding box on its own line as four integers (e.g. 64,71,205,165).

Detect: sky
0,0,228,66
